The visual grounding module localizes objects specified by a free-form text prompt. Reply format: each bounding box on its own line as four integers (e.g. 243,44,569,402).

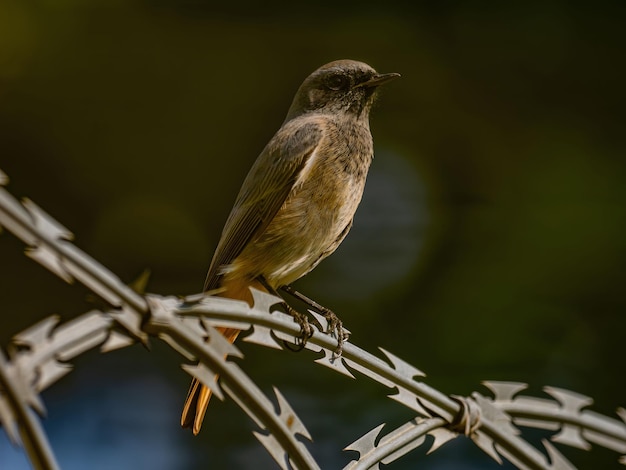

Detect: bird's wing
204,118,324,291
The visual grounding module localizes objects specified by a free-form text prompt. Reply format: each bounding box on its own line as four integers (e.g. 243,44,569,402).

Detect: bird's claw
279,285,348,357
321,308,349,357
283,306,314,352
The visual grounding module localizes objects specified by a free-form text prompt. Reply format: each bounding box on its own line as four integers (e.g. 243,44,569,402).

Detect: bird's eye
325,74,349,91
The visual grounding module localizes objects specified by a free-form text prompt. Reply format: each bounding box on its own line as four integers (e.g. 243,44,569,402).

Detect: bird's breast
232,120,374,287
287,120,373,241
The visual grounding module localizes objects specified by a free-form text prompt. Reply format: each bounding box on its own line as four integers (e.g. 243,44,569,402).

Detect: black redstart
181,59,399,434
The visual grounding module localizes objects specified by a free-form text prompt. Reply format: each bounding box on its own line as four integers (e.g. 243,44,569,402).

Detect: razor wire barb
0,167,625,470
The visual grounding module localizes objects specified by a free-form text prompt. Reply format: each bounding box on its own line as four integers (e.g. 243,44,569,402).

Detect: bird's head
285,60,400,122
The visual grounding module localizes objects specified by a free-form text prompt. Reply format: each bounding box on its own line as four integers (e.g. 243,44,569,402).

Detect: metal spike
129,269,151,294
243,325,283,350
343,358,394,388
427,427,457,454
11,315,60,351
100,330,136,353
109,304,148,345
253,431,291,470
36,362,72,391
157,333,195,361
543,439,577,469
181,363,224,401
308,310,328,332
473,431,503,464
482,381,528,401
22,199,73,241
495,443,534,470
25,245,73,283
388,388,430,417
379,348,426,379
250,287,283,313
201,322,244,359
344,423,385,456
314,350,355,378
16,372,46,416
544,386,593,450
544,386,593,410
551,426,591,450
273,386,312,441
0,189,35,244
0,396,20,445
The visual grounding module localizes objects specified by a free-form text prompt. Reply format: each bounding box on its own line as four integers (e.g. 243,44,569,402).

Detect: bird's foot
280,285,348,357
282,305,314,352
320,307,349,357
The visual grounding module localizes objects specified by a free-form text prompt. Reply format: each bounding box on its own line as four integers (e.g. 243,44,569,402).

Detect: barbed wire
1,167,625,469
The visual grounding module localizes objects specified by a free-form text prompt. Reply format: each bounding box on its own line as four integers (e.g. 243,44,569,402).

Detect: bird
181,59,399,435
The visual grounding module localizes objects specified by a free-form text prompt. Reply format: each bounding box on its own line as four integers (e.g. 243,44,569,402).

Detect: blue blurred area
0,373,190,470
1,0,625,468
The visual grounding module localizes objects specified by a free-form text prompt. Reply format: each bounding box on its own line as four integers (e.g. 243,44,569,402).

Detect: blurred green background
1,1,625,468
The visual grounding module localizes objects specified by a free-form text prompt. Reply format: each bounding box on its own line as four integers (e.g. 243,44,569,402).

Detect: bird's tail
180,326,240,434
180,277,267,435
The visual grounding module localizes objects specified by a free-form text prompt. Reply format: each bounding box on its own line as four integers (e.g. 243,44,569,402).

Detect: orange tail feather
181,278,267,435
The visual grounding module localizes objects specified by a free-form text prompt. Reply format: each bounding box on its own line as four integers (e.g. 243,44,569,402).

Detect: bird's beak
357,72,401,88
